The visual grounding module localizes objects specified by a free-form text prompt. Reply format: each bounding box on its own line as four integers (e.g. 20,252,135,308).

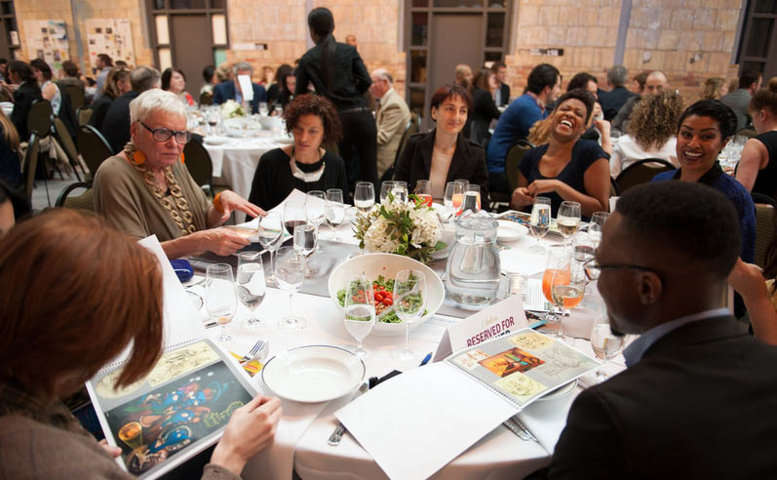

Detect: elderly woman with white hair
94,89,265,258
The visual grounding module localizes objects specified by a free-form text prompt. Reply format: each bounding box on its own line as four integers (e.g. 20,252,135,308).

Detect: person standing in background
369,69,410,179
94,54,113,96
492,61,510,107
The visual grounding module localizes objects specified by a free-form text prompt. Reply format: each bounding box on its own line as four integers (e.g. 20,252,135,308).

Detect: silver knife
328,382,369,446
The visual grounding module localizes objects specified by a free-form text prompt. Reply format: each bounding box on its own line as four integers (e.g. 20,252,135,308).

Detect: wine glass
344,275,376,358
380,180,396,203
259,102,269,116
557,201,582,243
257,214,283,286
306,190,326,251
393,269,426,361
590,319,625,382
293,223,317,257
588,211,609,248
462,184,481,213
237,252,266,327
392,180,408,203
325,188,345,240
444,181,465,217
206,106,221,135
414,179,433,206
275,246,307,329
354,181,375,217
549,260,586,339
205,263,237,343
528,196,551,254
283,196,306,237
541,245,572,337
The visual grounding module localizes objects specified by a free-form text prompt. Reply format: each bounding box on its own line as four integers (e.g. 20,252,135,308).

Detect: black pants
338,108,377,192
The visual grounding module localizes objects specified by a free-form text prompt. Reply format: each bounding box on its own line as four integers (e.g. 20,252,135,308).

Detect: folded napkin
518,388,578,453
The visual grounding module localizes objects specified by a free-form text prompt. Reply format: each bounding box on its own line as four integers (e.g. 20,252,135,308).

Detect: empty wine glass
557,201,582,243
528,196,551,254
393,269,426,361
590,319,625,382
306,190,326,251
259,102,269,116
293,223,317,258
354,181,375,217
275,246,307,329
325,188,345,240
392,180,409,203
237,252,266,327
344,275,376,358
588,211,609,248
205,263,237,343
380,180,396,203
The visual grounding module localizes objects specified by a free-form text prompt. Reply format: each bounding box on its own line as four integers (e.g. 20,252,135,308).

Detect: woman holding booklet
0,209,281,479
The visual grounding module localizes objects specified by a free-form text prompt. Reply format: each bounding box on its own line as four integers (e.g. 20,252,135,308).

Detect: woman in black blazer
394,84,489,207
8,61,41,141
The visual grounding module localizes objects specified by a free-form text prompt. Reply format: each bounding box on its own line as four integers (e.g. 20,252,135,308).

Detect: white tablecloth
186,211,626,480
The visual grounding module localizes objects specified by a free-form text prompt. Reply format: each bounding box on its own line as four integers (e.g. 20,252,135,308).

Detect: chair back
52,116,82,181
505,140,533,192
615,158,675,194
27,100,53,138
755,203,777,268
183,140,214,190
62,84,85,111
55,181,94,211
22,134,41,203
77,125,113,176
77,107,93,127
199,91,214,106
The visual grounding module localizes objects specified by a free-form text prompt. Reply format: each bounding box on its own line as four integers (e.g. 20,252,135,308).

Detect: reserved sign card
433,296,528,361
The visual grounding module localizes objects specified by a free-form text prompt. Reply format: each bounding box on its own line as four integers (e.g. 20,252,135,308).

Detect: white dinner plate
262,345,366,403
203,135,232,145
535,379,577,402
497,220,528,244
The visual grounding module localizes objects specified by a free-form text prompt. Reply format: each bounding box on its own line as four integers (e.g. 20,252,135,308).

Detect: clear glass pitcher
445,211,501,310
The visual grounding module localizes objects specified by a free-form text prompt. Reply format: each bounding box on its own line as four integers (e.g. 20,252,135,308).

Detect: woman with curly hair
248,93,347,210
701,77,729,100
609,90,683,177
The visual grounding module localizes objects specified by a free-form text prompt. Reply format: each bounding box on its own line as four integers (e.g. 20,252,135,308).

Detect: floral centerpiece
220,99,246,118
354,194,446,263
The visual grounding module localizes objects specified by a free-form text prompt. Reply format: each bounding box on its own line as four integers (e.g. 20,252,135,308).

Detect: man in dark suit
212,62,267,114
102,66,161,153
597,65,635,121
491,61,510,107
549,181,777,479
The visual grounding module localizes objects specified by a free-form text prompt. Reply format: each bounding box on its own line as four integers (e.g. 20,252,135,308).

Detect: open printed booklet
446,328,600,408
86,339,256,479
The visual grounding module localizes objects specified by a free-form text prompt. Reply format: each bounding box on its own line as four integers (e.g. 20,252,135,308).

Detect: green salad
337,275,426,323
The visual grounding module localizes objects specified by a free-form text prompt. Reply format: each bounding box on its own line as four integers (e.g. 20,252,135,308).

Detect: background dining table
178,199,627,480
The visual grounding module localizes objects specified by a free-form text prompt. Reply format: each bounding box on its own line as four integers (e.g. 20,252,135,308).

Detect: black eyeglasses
139,121,190,144
583,258,660,282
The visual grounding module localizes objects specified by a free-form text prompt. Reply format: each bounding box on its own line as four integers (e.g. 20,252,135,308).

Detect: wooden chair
77,107,93,127
55,181,94,211
505,140,533,193
52,116,85,182
184,139,215,196
615,158,675,195
754,202,777,269
21,134,41,206
77,125,113,177
62,84,85,111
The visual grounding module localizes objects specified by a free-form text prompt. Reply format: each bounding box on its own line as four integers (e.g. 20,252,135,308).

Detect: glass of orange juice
541,245,574,337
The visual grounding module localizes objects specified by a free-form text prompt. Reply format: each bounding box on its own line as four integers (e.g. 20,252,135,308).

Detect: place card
433,296,528,361
237,74,254,102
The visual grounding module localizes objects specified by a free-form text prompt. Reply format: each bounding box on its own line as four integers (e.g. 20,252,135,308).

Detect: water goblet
354,181,375,217
237,252,266,327
325,188,345,241
557,201,582,243
275,246,307,329
205,263,237,343
257,214,283,287
344,275,376,358
590,319,625,382
393,269,426,361
528,196,551,254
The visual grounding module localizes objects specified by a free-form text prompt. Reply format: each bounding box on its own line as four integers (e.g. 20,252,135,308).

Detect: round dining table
182,201,625,480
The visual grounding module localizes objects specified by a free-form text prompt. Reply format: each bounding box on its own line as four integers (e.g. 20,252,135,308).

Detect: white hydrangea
409,207,441,247
364,216,401,253
220,100,245,118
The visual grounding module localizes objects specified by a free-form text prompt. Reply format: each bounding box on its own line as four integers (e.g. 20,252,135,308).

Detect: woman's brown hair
0,109,19,151
0,209,164,398
283,93,343,144
750,76,777,118
626,90,684,151
701,77,727,100
104,67,131,99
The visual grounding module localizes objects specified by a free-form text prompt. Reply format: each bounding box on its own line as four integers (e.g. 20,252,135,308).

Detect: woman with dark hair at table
7,60,41,141
735,77,777,196
510,89,610,217
0,208,281,478
466,68,501,146
271,67,296,113
296,7,377,190
653,99,755,262
0,110,21,188
267,64,292,107
94,89,264,259
89,67,131,132
394,84,489,204
249,93,347,210
162,67,195,107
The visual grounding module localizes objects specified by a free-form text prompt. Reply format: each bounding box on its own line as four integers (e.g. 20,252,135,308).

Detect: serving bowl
327,253,445,336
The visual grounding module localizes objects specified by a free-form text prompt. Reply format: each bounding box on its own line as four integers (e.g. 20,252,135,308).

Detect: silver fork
503,416,538,443
240,339,265,363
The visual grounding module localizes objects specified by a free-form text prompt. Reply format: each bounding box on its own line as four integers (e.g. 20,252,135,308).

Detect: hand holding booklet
335,328,600,480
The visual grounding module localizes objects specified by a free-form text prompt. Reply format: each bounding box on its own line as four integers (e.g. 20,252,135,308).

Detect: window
737,0,777,80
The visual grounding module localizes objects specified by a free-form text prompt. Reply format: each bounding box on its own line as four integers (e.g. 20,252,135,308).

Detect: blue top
486,93,546,174
519,139,609,216
652,164,756,262
623,308,729,367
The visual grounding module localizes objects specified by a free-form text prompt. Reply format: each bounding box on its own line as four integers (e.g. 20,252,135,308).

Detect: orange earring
180,152,185,164
132,151,146,165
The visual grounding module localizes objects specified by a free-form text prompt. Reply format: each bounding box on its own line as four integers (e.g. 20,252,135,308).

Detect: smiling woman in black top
249,94,347,210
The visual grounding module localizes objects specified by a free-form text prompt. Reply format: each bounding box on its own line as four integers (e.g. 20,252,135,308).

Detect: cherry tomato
382,297,392,306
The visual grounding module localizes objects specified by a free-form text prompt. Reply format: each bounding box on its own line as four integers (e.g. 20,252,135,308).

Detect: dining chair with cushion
183,139,216,197
62,84,85,111
27,100,53,139
77,125,113,178
615,158,675,195
77,107,93,127
505,140,533,193
55,180,94,211
754,202,777,269
21,133,41,205
52,116,85,182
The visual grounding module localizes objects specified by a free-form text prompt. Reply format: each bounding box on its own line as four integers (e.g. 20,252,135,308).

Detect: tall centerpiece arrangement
354,194,445,264
220,99,246,118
